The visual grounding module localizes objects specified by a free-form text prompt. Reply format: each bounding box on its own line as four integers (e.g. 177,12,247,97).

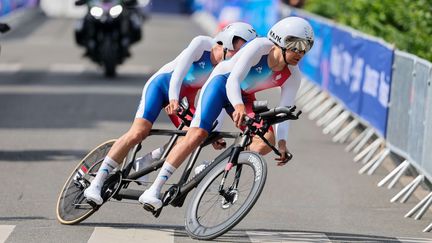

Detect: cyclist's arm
226,40,265,106
275,66,302,143
168,36,214,101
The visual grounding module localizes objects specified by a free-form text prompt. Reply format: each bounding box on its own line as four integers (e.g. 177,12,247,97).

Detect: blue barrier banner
0,0,12,16
359,40,393,137
299,17,333,87
192,0,224,16
193,0,278,36
327,27,393,136
327,27,364,114
1,0,37,17
239,0,278,36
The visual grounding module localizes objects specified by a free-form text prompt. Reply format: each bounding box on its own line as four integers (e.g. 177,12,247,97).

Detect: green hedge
304,0,432,61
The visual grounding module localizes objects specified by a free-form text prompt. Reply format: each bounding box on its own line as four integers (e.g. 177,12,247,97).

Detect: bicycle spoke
195,167,257,228
238,187,253,193
200,193,220,204
197,197,220,222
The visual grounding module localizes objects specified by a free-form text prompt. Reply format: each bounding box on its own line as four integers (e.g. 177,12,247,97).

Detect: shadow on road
0,150,87,162
0,70,151,85
0,71,176,129
78,222,411,242
0,216,48,221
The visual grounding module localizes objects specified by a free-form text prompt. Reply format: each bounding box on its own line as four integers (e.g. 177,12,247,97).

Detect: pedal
162,185,179,206
86,200,99,210
143,203,162,218
154,207,162,217
143,203,155,212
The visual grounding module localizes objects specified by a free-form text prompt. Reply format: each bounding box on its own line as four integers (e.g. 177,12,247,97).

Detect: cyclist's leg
111,73,171,162
139,75,229,209
107,119,152,165
130,73,175,173
85,73,170,204
167,75,228,168
138,86,199,168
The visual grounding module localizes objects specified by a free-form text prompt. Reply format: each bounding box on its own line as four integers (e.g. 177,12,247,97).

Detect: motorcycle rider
74,0,143,57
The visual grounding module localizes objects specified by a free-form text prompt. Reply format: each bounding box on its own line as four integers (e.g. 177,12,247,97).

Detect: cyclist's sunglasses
284,36,313,54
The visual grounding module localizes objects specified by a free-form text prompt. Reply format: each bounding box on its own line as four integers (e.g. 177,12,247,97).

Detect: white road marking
397,237,432,243
0,63,153,75
0,63,21,73
0,85,142,95
88,227,174,243
0,225,15,243
247,231,332,243
118,65,154,75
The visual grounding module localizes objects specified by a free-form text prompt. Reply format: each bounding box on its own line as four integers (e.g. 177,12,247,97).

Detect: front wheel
56,139,116,225
185,151,267,240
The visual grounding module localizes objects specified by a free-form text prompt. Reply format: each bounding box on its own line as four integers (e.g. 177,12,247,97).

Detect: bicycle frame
104,103,293,217
57,100,300,230
110,124,242,215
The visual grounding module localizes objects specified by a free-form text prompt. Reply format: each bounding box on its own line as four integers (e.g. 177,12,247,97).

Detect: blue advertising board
239,0,278,36
326,27,393,137
295,12,394,137
358,39,393,137
193,0,278,36
0,0,12,16
1,0,38,17
327,27,365,115
299,16,333,87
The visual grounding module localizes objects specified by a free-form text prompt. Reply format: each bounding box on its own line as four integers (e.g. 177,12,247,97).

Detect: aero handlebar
258,105,302,120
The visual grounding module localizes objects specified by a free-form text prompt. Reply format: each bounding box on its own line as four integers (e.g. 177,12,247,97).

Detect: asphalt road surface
0,13,431,243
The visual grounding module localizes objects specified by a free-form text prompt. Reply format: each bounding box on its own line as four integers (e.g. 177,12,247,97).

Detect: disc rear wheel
56,140,115,225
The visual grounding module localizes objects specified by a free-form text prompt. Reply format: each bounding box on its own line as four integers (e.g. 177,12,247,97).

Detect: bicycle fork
218,134,249,202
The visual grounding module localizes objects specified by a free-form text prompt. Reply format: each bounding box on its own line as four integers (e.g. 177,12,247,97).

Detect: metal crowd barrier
194,1,432,235
377,52,432,231
290,6,432,232
296,51,432,232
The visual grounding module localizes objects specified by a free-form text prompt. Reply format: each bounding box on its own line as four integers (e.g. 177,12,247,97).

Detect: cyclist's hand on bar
233,104,246,128
212,138,226,150
165,99,179,115
275,140,292,166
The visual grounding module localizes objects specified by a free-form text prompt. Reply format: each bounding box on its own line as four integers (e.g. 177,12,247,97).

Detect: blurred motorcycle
75,0,146,77
0,23,11,56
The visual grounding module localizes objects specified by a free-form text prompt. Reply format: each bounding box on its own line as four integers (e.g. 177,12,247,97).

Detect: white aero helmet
267,16,314,53
214,22,257,51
